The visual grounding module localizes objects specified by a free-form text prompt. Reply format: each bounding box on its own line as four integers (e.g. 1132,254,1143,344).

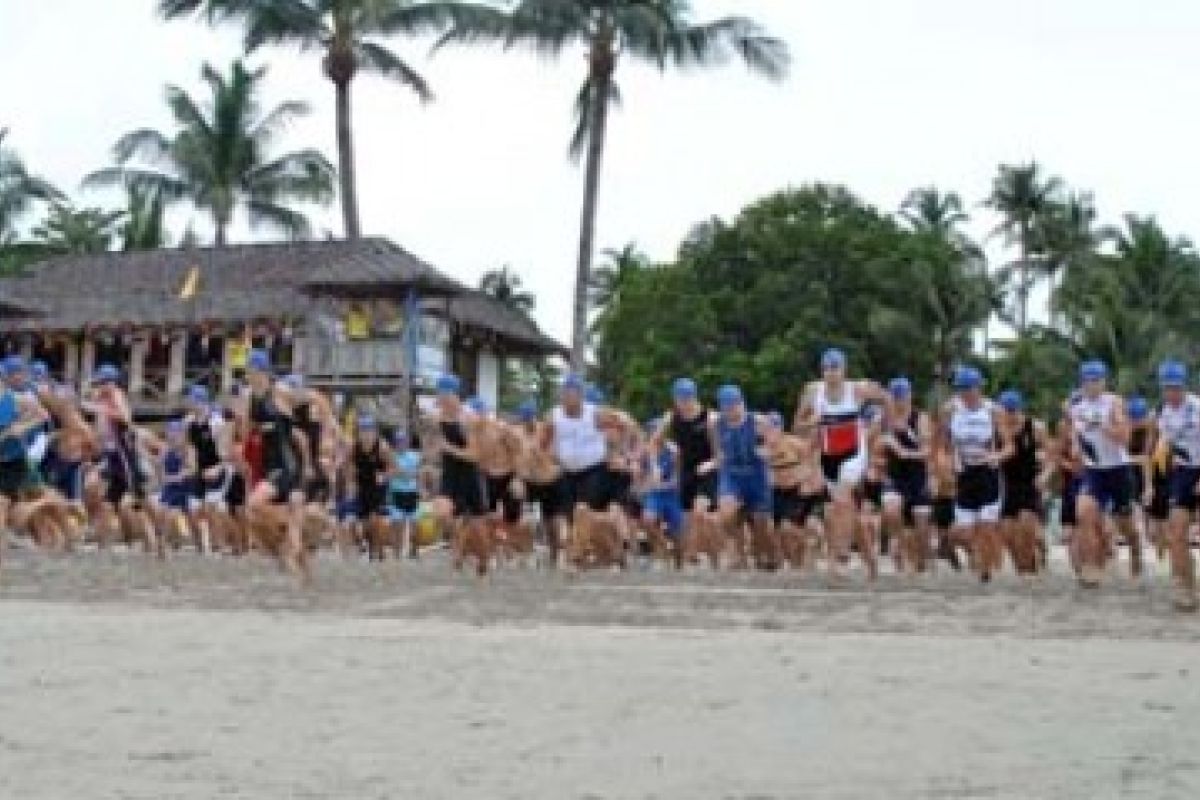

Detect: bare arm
792,382,818,437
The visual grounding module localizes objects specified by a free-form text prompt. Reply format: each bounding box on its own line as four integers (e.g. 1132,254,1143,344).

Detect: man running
430,374,491,576
996,389,1050,575
712,385,778,571
794,349,884,580
880,378,933,576
1065,360,1136,587
654,378,722,566
1151,360,1199,610
345,415,393,561
514,400,565,564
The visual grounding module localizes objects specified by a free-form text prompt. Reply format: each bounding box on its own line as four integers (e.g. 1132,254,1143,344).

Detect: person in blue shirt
640,423,685,569
388,428,424,559
148,419,197,559
710,385,780,570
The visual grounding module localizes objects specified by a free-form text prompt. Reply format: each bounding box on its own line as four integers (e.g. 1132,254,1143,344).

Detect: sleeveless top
1068,392,1128,469
949,397,997,471
717,414,765,475
553,403,607,472
815,382,862,457
886,409,926,483
440,417,478,482
1002,416,1038,486
188,412,223,472
669,406,713,472
163,448,187,485
249,390,296,475
352,438,386,494
1157,394,1200,468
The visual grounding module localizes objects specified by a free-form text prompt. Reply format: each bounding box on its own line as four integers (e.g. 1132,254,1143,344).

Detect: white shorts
954,501,1001,527
822,450,866,488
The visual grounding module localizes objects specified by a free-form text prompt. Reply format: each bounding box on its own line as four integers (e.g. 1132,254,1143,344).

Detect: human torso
1157,394,1200,468
1068,392,1128,469
553,404,607,472
815,381,863,458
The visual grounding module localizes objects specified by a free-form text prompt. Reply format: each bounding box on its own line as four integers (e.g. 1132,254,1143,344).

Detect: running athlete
763,411,821,570
794,349,886,579
1127,397,1165,560
996,390,1051,575
149,419,196,556
0,381,50,544
472,398,526,550
880,378,933,576
240,350,310,582
653,378,723,566
1151,361,1199,610
286,374,338,508
345,415,393,561
183,384,234,553
1065,360,1136,587
711,385,779,571
944,366,1010,582
514,400,565,564
387,429,422,559
640,429,684,568
430,374,491,576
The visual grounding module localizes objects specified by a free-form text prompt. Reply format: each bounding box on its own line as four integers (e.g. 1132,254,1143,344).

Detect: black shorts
1147,473,1170,521
885,473,931,526
527,479,564,519
0,458,27,502
560,464,611,513
439,467,488,518
357,485,387,518
1060,476,1080,527
680,470,718,511
773,486,823,528
860,479,884,510
192,465,234,505
390,490,420,515
932,497,954,530
226,473,247,510
263,468,300,505
605,468,634,511
305,470,332,505
103,450,146,506
486,473,523,524
1001,481,1041,520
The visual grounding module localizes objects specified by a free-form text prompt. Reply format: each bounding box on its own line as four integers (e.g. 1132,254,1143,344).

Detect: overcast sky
4,0,1199,341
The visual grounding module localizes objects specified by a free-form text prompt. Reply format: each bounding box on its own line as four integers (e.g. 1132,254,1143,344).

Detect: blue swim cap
357,414,377,431
584,384,605,404
1127,396,1150,422
998,389,1024,412
466,396,489,414
821,348,846,370
560,373,585,394
1158,360,1187,388
282,373,304,390
247,349,272,374
165,418,186,435
1,354,26,377
952,365,982,391
716,384,743,410
436,373,462,396
517,399,539,422
187,384,210,404
93,363,120,384
30,360,48,381
1079,360,1108,382
767,411,784,429
888,377,912,399
672,377,697,400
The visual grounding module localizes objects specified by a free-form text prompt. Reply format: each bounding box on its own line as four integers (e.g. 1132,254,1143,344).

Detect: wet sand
2,547,1199,798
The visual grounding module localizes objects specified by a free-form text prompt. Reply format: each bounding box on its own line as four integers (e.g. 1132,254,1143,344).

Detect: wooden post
167,331,187,397
80,336,96,388
64,337,79,387
129,335,147,397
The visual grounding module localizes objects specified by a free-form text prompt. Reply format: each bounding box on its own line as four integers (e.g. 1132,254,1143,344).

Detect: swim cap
560,373,585,394
247,349,272,374
516,399,538,422
821,348,846,370
435,373,462,396
1158,360,1187,388
998,389,1023,412
282,373,305,390
1127,396,1150,422
584,384,605,404
466,396,489,414
30,360,48,381
165,418,186,435
716,384,743,410
672,378,697,400
767,411,784,429
187,384,210,404
357,414,377,430
952,365,982,391
1,355,26,377
93,363,120,384
1079,360,1107,382
888,377,912,399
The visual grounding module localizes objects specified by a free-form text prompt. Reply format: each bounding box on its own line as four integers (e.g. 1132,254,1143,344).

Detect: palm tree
900,187,969,238
438,1,790,371
1036,191,1099,327
120,185,170,251
479,264,535,315
85,60,335,246
0,127,62,240
31,202,123,254
985,162,1064,334
160,0,468,240
587,242,647,313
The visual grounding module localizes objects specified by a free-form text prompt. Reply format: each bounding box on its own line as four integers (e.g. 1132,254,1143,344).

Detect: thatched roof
0,296,37,318
0,238,563,355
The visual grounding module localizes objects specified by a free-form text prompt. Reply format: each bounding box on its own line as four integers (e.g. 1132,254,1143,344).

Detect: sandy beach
2,547,1200,799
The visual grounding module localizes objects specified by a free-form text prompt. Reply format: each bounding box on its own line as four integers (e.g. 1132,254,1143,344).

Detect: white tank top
814,381,863,457
949,397,996,470
553,403,607,472
1068,392,1128,468
1158,394,1200,468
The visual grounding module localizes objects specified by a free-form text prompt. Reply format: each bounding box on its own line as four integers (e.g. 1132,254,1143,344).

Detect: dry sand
2,546,1200,799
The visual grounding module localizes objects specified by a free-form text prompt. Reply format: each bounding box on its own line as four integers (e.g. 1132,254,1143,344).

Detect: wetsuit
440,416,487,517
716,414,771,515
1001,416,1041,519
351,438,388,518
293,400,329,503
250,390,300,502
668,407,717,510
885,409,930,525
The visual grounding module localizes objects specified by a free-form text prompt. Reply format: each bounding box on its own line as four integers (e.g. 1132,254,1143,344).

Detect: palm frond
111,128,174,166
250,100,312,146
245,148,336,204
356,40,434,101
245,198,314,240
650,16,790,80
569,76,621,161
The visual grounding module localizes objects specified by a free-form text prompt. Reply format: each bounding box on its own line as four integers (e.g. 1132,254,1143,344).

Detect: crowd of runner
1,345,1198,611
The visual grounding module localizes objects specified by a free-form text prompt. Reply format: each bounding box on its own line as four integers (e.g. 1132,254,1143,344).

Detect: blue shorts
159,483,193,512
643,490,683,537
718,469,772,515
1168,466,1200,512
336,499,360,522
1080,466,1133,516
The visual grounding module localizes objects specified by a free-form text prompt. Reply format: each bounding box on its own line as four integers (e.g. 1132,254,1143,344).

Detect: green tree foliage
593,185,992,419
85,60,335,247
479,264,535,314
31,202,123,254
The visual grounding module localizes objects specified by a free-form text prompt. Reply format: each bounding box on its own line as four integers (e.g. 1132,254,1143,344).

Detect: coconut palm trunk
572,40,615,371
334,77,361,239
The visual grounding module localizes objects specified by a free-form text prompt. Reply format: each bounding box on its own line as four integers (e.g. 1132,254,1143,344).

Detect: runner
345,415,393,561
182,384,234,553
996,389,1050,575
764,411,820,570
794,349,884,580
1065,360,1136,587
387,428,423,559
239,350,310,582
880,378,933,576
514,399,565,565
149,419,196,556
1127,396,1166,561
640,425,684,568
712,385,779,571
1151,360,1199,610
472,397,528,559
430,374,491,576
945,366,1009,582
653,378,722,568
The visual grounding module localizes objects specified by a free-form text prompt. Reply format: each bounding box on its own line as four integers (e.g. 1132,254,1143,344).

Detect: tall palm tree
0,127,62,241
85,60,335,246
985,162,1064,334
120,185,171,251
587,242,647,313
438,1,790,371
900,187,969,238
31,202,123,255
479,264,536,315
159,0,468,240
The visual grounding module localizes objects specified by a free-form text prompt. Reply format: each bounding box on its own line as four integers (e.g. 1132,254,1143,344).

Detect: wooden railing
303,338,406,379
